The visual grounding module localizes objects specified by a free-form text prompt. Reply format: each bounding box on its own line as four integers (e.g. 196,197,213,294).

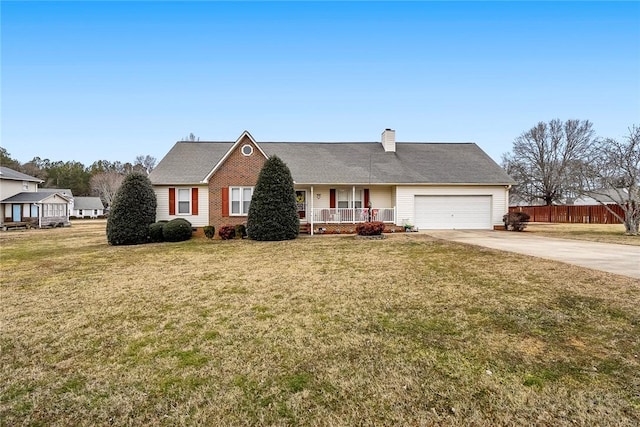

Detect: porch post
310,186,314,236
352,185,356,224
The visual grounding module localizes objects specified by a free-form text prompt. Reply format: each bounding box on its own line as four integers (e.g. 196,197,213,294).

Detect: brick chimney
381,128,396,152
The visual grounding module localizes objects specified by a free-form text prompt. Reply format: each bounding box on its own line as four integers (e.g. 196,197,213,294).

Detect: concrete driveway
423,230,640,280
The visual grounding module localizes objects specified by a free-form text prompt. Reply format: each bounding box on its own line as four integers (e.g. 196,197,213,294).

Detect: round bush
203,225,216,239
162,218,193,242
106,173,157,245
149,221,167,242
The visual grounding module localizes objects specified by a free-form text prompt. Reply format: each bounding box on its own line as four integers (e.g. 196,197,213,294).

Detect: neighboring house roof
74,197,105,210
39,188,74,198
0,166,43,183
150,139,515,186
573,188,635,205
1,192,72,203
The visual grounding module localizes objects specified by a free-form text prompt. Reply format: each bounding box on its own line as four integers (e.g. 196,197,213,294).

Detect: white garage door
414,195,492,229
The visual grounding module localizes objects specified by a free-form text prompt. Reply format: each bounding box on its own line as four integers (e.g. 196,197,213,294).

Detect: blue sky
2,1,639,166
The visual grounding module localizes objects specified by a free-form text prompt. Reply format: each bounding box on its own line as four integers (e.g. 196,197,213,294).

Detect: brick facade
208,134,267,229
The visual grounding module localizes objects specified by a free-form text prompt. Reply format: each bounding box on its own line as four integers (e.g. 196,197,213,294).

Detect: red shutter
191,188,198,215
169,188,176,215
221,187,229,217
364,189,370,208
330,189,336,209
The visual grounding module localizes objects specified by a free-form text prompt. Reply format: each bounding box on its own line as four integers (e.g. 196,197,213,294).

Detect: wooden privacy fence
509,205,624,224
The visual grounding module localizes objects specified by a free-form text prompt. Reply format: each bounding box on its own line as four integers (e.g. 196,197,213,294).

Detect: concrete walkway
423,230,640,280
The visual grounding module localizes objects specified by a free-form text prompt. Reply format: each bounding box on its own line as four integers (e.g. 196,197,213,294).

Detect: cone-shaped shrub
247,155,299,241
106,173,157,245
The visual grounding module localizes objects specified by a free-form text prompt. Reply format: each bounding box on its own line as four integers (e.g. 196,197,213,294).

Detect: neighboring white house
72,197,105,218
0,167,73,228
150,129,515,233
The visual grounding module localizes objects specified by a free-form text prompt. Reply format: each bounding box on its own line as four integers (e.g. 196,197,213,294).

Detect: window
23,181,29,190
79,209,83,216
178,189,190,214
230,186,253,215
241,144,253,156
337,189,363,208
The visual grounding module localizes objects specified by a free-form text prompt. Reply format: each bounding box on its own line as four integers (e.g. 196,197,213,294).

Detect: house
0,166,72,229
72,197,105,218
149,129,515,234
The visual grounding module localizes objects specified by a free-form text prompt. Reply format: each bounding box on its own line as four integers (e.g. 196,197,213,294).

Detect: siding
155,185,209,227
395,185,508,227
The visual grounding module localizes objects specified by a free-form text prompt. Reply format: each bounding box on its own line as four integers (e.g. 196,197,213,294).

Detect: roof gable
203,131,268,182
1,191,72,204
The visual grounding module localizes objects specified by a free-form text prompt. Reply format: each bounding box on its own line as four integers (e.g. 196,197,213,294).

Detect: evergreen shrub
162,218,193,242
203,225,216,239
106,173,157,245
246,156,299,241
149,221,166,242
235,224,247,239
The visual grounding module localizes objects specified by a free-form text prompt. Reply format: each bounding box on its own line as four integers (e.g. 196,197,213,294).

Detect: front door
296,191,307,220
12,204,21,222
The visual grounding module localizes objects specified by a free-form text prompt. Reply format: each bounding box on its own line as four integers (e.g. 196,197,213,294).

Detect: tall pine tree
247,156,299,241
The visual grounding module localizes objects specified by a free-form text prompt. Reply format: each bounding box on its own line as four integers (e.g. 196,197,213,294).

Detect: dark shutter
364,189,370,208
330,189,336,209
221,187,229,217
191,188,198,215
169,188,176,215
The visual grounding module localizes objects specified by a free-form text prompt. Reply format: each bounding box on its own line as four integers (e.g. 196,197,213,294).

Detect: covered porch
294,185,397,235
1,192,71,229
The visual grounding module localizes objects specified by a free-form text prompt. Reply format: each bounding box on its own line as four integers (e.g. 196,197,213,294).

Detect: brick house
149,130,515,234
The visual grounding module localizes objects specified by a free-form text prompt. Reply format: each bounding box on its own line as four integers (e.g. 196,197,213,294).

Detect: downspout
310,186,314,236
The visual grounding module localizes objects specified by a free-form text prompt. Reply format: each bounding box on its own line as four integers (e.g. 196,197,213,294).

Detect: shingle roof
149,140,515,185
1,192,71,203
0,166,43,183
39,188,74,198
74,197,105,210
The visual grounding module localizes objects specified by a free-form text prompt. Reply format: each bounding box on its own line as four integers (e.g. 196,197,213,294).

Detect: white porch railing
311,208,395,224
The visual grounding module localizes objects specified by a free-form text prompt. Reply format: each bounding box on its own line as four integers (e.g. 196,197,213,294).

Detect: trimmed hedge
356,221,385,236
203,225,216,239
235,224,247,239
149,221,167,242
162,218,193,242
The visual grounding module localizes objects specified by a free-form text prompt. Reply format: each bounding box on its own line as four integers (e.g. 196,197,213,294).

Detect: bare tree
181,132,199,142
90,171,124,208
579,125,640,235
134,155,157,175
503,119,594,205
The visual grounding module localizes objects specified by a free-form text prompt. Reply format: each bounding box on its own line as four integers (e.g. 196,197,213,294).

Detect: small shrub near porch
503,211,531,231
356,221,385,236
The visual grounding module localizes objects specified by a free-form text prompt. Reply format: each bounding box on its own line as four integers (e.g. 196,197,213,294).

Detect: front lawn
1,222,639,426
526,222,640,246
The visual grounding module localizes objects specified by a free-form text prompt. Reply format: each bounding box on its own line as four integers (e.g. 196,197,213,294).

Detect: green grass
1,221,639,426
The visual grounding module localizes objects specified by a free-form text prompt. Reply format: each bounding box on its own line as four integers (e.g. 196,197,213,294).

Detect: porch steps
299,223,311,234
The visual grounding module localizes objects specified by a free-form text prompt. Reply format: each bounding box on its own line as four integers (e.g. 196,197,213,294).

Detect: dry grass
1,220,639,426
525,222,640,246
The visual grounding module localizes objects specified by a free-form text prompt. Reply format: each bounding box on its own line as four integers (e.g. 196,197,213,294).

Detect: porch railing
311,208,395,224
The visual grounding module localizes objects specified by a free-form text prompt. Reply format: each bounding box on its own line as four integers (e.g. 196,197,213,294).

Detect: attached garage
414,195,492,230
